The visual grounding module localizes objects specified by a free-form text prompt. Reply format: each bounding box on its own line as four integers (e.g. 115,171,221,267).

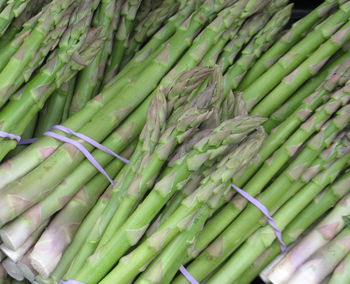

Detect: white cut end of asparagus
2,258,24,281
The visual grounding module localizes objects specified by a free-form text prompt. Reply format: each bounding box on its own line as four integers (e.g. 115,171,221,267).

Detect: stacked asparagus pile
0,0,349,283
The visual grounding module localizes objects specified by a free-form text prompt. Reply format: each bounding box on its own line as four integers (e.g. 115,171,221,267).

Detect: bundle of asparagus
0,0,349,283
262,191,350,284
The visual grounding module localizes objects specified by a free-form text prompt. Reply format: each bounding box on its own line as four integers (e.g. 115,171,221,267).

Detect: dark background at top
290,0,323,22
251,0,322,283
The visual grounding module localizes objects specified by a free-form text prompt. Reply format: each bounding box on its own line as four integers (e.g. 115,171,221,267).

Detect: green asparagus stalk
239,0,338,89
216,12,270,72
0,0,28,36
267,188,350,283
104,0,142,78
145,172,204,238
90,0,123,97
242,1,350,110
288,227,350,283
198,22,242,68
173,104,350,283
50,92,166,278
143,94,249,236
236,73,350,188
27,144,135,279
122,1,180,66
207,150,350,283
0,30,105,161
240,171,350,284
69,0,117,114
60,77,76,122
4,112,38,160
264,51,350,132
35,80,77,135
224,4,293,93
0,0,53,51
91,130,265,284
135,206,211,284
0,0,77,107
49,182,119,282
0,8,45,71
250,20,350,117
329,252,350,284
104,0,199,85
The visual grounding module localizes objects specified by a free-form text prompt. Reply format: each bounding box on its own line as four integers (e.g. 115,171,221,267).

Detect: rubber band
0,131,21,142
179,265,199,284
0,126,130,186
231,184,287,252
50,125,130,164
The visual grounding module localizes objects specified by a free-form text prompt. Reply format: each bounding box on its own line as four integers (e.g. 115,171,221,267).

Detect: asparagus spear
264,51,350,132
288,227,350,284
250,20,350,117
35,80,77,135
194,132,349,267
104,0,142,78
224,4,293,93
329,252,350,284
0,0,77,107
61,77,76,122
239,0,338,89
90,130,265,284
173,104,350,283
207,150,350,283
267,187,350,283
242,171,350,284
242,1,350,110
135,206,211,284
122,1,180,66
216,12,270,72
0,0,28,36
0,7,46,71
50,181,120,282
27,144,135,279
145,94,248,235
236,72,350,188
69,0,117,114
105,0,199,84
